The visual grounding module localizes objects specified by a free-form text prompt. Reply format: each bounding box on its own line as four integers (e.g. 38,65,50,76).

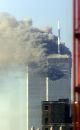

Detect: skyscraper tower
26,66,46,130
47,54,71,101
26,53,71,130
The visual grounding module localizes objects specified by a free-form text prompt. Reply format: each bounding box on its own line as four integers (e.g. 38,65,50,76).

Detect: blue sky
0,0,72,49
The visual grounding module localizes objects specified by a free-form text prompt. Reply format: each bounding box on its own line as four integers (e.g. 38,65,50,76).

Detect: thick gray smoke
0,13,70,78
0,13,50,70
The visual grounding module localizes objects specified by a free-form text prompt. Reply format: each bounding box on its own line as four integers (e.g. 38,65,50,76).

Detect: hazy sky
0,0,72,50
0,1,72,129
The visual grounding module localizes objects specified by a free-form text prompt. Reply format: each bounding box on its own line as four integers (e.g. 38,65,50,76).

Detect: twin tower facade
26,54,71,130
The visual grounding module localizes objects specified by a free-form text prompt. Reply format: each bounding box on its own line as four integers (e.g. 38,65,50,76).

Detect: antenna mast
58,20,60,54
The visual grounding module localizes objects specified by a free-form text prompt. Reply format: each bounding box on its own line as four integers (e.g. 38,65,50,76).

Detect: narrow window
45,128,48,130
44,105,49,110
45,117,49,124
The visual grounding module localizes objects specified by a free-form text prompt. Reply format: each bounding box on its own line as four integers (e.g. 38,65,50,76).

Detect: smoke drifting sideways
0,13,71,78
0,13,48,71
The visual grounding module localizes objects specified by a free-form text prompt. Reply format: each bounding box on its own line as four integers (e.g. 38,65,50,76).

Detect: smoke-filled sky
0,1,72,130
0,0,72,50
0,12,59,130
0,13,47,69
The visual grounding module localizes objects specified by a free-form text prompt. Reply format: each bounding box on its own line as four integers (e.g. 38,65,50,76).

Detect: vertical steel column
73,0,80,130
